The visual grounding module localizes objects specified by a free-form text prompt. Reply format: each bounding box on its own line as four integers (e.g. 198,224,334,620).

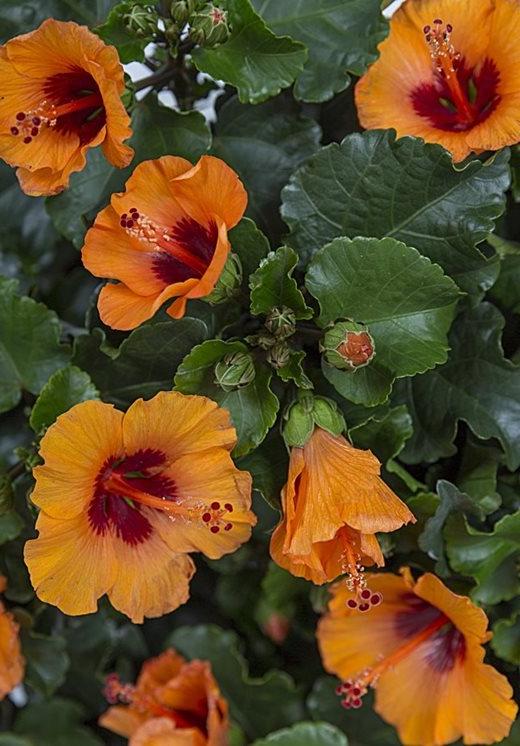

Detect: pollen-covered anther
104,673,135,705
335,674,370,709
423,19,461,74
119,207,171,244
9,102,57,144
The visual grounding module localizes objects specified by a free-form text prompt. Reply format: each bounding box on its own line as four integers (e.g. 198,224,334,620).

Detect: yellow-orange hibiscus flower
24,392,255,623
81,155,247,330
0,576,24,699
270,427,415,609
0,19,133,196
356,0,520,162
101,649,228,746
318,569,518,745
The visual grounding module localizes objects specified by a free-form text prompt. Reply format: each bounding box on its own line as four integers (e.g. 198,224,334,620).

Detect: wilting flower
270,428,415,609
318,568,518,745
100,649,229,746
81,155,247,330
24,392,255,623
0,576,24,699
355,0,520,162
0,19,133,196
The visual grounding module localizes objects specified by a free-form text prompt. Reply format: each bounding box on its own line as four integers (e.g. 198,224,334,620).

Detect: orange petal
99,706,146,739
0,604,24,699
130,718,205,746
97,280,197,331
138,650,185,693
31,400,124,520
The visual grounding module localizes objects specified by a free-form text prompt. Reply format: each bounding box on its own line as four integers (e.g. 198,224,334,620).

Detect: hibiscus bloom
0,19,133,196
318,568,518,745
355,0,520,162
101,649,228,746
24,392,255,623
0,576,24,699
81,155,247,330
269,427,415,609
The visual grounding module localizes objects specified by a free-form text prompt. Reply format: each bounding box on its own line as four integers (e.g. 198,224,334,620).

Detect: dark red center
88,448,176,546
43,69,105,144
411,57,500,132
152,217,218,284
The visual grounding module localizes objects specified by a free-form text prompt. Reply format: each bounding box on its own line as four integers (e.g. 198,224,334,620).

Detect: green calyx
206,253,243,305
214,351,256,392
123,3,158,38
321,320,375,371
265,306,296,340
266,342,291,370
283,395,346,447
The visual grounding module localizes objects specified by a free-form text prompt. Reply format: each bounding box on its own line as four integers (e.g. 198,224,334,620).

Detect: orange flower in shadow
355,0,520,162
81,155,247,330
270,428,415,609
0,576,24,699
0,19,133,196
100,649,229,746
318,569,518,745
24,392,255,623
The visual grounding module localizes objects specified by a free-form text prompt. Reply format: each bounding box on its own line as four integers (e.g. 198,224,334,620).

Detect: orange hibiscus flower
355,0,520,162
0,19,133,196
81,155,247,330
24,392,255,623
0,576,24,699
100,649,228,746
318,569,518,745
270,427,415,609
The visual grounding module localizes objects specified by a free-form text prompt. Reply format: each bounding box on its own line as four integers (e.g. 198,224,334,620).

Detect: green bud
190,4,230,47
214,352,256,392
246,331,277,350
124,4,158,38
0,474,14,516
283,401,315,448
170,0,196,25
311,396,346,437
265,306,296,340
267,342,291,370
283,394,346,448
206,253,242,305
322,320,375,370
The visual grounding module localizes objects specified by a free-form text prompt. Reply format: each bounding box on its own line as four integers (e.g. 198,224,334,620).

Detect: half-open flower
24,392,255,623
0,19,133,195
101,649,229,746
355,0,520,162
318,569,518,745
0,576,24,699
270,427,415,610
81,155,247,330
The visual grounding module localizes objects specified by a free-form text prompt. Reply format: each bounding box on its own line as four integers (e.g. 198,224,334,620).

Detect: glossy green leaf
174,340,279,457
29,365,99,432
0,0,113,41
395,303,520,470
230,218,271,281
237,428,288,509
350,405,412,465
253,0,387,102
253,722,348,746
456,440,502,515
282,131,508,294
250,247,312,319
0,510,24,545
491,606,520,665
323,362,394,408
22,632,70,697
489,254,520,313
212,95,321,239
0,278,69,414
13,698,103,746
168,625,304,739
96,1,148,62
73,319,207,408
276,350,313,389
193,0,307,104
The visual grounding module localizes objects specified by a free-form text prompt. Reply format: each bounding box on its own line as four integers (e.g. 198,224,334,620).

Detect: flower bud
322,321,375,370
283,395,345,447
190,4,230,47
0,474,14,516
214,352,256,392
206,253,242,305
267,342,291,370
170,0,199,25
124,3,158,38
265,306,296,340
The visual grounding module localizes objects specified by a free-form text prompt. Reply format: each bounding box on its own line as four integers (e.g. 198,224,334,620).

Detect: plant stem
134,64,176,91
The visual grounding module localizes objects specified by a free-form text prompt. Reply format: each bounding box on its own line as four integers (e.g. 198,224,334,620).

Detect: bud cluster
123,2,159,40
214,351,256,392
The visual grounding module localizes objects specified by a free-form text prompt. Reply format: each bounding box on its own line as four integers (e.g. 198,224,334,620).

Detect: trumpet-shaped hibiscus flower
355,0,520,162
101,649,228,746
0,19,133,195
270,428,415,610
318,569,518,745
81,155,247,330
0,576,24,700
24,392,255,623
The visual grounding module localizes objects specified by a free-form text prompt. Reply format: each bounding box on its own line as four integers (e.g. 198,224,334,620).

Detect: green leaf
250,247,312,319
47,98,211,248
193,0,307,104
0,736,32,746
0,511,24,545
29,365,99,433
0,278,69,414
282,131,508,294
212,95,320,239
96,1,148,63
277,350,313,389
489,254,520,313
230,218,271,281
456,439,502,515
22,632,70,697
350,405,412,465
394,303,520,470
253,722,348,746
237,428,288,509
491,606,520,665
14,698,103,746
0,1,111,41
255,562,308,628
169,625,304,739
323,363,394,408
445,511,520,605
174,340,279,457
73,319,207,408
252,0,387,103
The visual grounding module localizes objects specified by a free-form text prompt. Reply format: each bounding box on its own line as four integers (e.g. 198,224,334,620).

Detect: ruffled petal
130,718,204,746
97,280,197,331
99,706,146,739
0,603,24,699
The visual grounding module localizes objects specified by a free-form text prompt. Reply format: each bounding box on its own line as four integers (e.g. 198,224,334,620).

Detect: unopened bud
265,306,296,340
170,0,198,25
214,352,256,392
283,395,345,447
206,253,242,305
0,474,14,516
322,321,375,370
267,342,291,370
190,4,230,47
263,613,290,645
124,4,158,38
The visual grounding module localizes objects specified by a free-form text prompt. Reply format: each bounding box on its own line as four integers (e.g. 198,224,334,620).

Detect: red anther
335,684,346,695
358,603,370,613
446,23,453,31
132,212,140,219
370,593,382,606
121,213,128,219
31,127,39,136
10,127,19,135
202,512,211,523
360,588,371,600
434,18,442,24
120,220,127,228
347,599,358,609
16,112,25,121
126,220,134,228
224,523,232,531
352,698,362,709
211,501,221,510
341,700,352,709
210,525,220,534
352,686,361,696
23,136,32,144
224,503,233,512
423,25,431,33
129,207,138,213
